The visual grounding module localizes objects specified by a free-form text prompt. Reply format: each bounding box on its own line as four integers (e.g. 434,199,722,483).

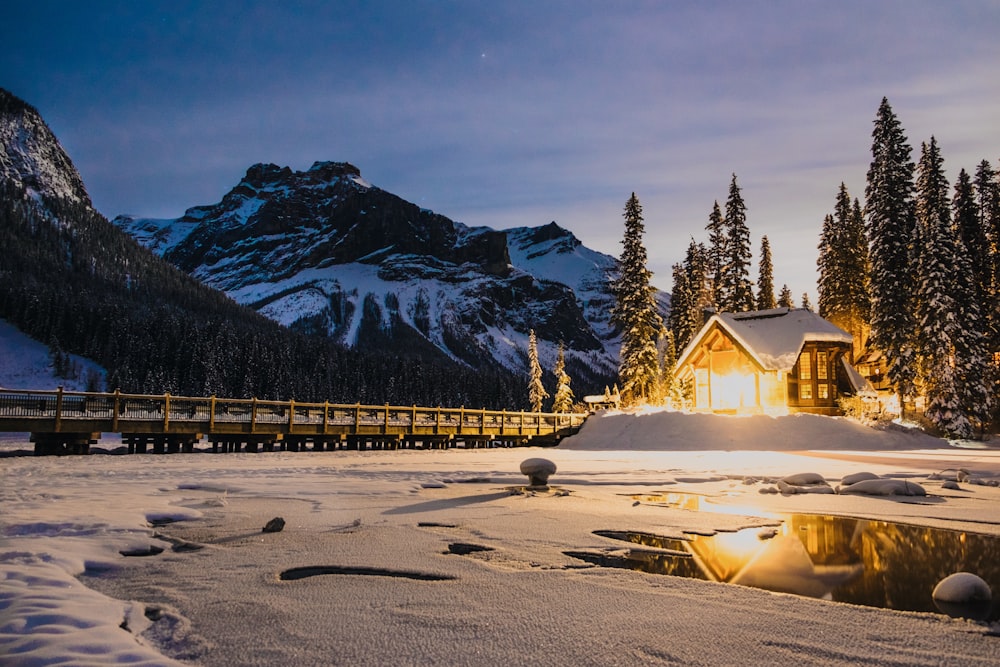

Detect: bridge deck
0,388,588,454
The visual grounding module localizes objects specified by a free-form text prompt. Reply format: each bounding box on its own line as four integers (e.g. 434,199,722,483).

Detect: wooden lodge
673,308,873,416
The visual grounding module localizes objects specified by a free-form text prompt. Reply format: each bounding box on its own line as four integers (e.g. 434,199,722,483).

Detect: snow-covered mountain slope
0,318,104,391
114,162,665,389
0,88,91,208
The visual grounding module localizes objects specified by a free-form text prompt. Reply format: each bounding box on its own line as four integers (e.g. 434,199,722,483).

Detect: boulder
932,572,993,620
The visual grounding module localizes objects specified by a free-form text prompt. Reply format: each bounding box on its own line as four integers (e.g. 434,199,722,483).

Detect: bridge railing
0,387,588,436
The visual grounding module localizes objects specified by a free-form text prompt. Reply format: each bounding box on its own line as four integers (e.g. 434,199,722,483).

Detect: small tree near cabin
551,341,575,413
527,329,548,412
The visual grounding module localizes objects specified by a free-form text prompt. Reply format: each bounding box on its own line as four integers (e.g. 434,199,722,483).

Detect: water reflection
575,507,999,621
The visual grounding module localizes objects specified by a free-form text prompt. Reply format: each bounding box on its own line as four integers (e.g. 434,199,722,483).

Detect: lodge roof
678,307,853,373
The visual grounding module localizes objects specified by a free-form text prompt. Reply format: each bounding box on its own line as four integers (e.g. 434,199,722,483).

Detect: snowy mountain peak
113,160,659,393
0,88,91,208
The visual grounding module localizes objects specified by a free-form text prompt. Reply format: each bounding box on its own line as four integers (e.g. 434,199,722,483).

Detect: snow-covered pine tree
610,193,665,406
720,174,755,312
705,200,726,310
800,293,812,311
953,168,995,435
669,239,709,351
777,284,794,308
668,261,693,349
527,328,548,412
659,329,682,408
817,184,870,355
973,160,1000,358
865,97,917,411
913,137,971,438
756,235,776,310
953,169,991,306
551,341,575,413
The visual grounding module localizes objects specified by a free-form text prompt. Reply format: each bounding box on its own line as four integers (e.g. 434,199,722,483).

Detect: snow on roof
679,308,853,372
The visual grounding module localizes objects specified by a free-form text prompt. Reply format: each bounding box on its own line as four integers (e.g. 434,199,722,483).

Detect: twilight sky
3,1,1000,299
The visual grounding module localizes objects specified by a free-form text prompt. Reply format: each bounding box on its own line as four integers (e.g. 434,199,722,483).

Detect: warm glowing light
711,371,754,410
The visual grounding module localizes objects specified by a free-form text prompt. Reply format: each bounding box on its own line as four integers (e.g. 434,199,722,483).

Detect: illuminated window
817,352,828,380
799,383,812,400
798,352,811,380
818,384,829,399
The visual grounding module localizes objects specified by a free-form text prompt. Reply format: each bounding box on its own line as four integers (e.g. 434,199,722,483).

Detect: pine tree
817,184,870,353
865,97,918,411
527,328,548,412
659,329,682,408
669,239,709,351
610,193,665,406
777,284,794,308
953,169,990,305
913,137,970,437
756,235,776,310
705,200,726,309
551,341,575,413
973,160,1000,361
953,168,995,435
719,174,755,312
800,293,812,311
668,261,693,349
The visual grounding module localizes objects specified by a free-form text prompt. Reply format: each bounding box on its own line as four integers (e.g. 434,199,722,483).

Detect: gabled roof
677,307,853,373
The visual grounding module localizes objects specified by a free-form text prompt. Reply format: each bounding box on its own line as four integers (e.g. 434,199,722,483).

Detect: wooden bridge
0,388,588,455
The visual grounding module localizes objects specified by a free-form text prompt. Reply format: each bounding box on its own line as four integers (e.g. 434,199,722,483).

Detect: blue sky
3,1,999,299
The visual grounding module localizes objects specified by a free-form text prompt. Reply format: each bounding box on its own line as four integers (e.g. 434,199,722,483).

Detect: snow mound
559,409,949,452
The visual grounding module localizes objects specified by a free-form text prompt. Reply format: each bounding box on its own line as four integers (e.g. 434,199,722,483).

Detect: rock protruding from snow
520,458,557,488
262,517,286,533
932,572,993,620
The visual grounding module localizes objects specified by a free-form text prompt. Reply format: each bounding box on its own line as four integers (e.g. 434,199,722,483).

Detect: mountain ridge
114,161,654,390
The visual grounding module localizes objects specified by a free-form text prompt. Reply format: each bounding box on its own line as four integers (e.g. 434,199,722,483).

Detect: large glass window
799,383,812,400
798,352,811,380
817,351,828,380
818,384,829,400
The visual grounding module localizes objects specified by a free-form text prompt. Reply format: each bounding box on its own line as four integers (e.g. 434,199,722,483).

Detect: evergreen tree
800,293,812,311
913,137,970,437
551,341,575,413
817,184,870,352
953,169,990,305
659,329,682,408
669,239,709,351
777,284,794,308
865,97,918,410
719,174,755,312
705,200,726,309
953,168,995,435
973,160,1000,359
610,193,664,406
756,235,776,310
668,261,693,350
527,328,548,412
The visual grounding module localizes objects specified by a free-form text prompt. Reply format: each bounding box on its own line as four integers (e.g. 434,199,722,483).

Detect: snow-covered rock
932,572,992,603
837,479,927,496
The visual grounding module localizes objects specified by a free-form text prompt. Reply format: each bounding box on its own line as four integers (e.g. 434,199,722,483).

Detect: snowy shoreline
2,411,999,666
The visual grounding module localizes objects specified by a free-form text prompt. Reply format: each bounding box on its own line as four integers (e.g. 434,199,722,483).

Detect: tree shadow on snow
383,490,513,515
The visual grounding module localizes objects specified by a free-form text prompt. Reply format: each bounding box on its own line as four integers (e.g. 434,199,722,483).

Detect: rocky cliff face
114,162,650,389
0,88,91,209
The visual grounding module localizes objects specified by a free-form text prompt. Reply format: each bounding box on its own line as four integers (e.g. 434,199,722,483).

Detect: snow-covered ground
0,318,104,391
2,410,999,666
